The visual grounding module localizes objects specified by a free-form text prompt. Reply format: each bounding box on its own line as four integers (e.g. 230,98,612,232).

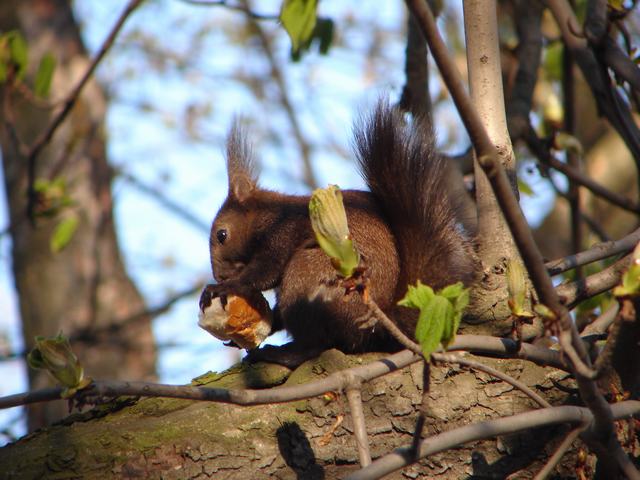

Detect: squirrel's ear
226,120,257,203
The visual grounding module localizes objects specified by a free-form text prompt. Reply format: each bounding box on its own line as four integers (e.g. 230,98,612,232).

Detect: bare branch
562,29,583,280
346,383,371,467
533,426,584,480
241,0,318,189
545,227,640,276
176,0,278,19
347,401,640,480
362,300,555,408
546,0,640,175
25,0,145,220
524,127,640,214
556,253,632,308
0,332,569,411
581,301,619,336
118,170,210,233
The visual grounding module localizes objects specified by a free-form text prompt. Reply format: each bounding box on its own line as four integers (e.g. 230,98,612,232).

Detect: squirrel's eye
216,229,228,245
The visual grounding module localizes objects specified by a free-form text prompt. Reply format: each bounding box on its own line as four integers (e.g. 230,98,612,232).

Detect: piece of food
198,288,272,350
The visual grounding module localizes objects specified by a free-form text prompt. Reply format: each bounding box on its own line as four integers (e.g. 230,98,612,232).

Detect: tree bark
0,0,156,430
462,0,538,337
0,351,582,479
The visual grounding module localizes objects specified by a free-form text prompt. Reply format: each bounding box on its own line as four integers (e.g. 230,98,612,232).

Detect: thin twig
581,301,619,336
532,426,585,480
546,0,640,179
363,301,552,408
562,30,583,280
408,361,430,460
241,0,318,189
176,0,278,19
556,253,633,308
346,381,371,467
545,228,640,276
25,0,145,220
593,301,624,374
0,349,419,410
524,127,640,214
71,281,204,344
436,353,551,409
118,171,210,232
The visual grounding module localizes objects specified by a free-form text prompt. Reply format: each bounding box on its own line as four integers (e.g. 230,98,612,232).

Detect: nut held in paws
198,290,272,350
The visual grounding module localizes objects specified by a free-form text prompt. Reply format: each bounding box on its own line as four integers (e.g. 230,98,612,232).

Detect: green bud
507,260,534,318
309,185,360,277
27,333,86,390
534,303,556,322
613,242,640,298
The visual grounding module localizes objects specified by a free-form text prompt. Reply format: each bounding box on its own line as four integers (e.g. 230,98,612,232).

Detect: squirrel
200,100,477,367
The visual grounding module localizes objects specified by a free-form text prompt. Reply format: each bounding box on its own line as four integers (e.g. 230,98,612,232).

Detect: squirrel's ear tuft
226,120,258,203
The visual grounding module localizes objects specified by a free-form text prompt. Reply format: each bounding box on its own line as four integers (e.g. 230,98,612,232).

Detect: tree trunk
0,351,581,479
0,0,156,430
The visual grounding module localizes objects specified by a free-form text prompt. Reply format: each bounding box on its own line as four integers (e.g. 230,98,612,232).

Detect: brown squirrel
200,100,477,367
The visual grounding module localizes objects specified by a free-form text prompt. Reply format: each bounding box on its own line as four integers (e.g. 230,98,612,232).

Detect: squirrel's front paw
199,283,227,311
244,343,323,369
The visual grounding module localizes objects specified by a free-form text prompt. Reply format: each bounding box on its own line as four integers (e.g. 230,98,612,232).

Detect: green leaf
400,281,469,359
414,296,449,360
7,31,28,80
50,215,79,253
34,53,56,98
280,0,318,53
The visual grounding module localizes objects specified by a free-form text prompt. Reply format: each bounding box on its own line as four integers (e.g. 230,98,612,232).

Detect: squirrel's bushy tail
353,100,476,302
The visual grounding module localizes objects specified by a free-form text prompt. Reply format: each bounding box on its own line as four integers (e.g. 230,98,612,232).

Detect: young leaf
400,281,469,359
50,215,79,253
280,0,318,53
7,31,28,80
309,185,360,277
34,53,56,98
414,295,449,360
